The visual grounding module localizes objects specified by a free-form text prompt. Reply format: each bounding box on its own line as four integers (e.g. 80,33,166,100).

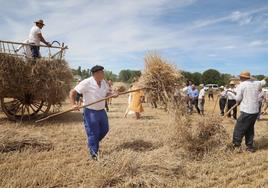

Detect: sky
0,0,268,75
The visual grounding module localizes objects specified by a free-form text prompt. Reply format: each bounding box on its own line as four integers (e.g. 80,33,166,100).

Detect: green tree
119,70,131,82
253,75,265,80
119,70,141,83
202,69,221,85
191,72,203,85
105,71,118,81
77,66,82,77
181,71,193,82
219,73,232,86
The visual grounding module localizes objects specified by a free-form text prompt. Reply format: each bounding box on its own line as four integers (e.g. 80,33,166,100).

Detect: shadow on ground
115,139,160,152
256,136,268,150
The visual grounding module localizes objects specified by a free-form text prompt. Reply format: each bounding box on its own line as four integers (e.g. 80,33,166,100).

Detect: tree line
72,67,267,86
182,69,266,86
71,66,141,83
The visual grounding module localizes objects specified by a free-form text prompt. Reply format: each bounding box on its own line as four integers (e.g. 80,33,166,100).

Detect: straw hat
239,71,251,79
199,84,204,87
34,19,45,25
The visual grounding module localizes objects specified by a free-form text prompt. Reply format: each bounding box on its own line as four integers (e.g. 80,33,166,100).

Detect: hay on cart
0,53,73,105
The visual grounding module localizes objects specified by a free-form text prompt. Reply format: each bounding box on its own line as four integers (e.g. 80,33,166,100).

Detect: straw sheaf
138,53,182,106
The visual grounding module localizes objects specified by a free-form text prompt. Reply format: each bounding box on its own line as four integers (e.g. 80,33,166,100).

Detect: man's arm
37,33,51,47
69,89,80,110
235,85,243,105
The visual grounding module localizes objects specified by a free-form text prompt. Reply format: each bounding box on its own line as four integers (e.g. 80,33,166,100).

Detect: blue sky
1,0,268,75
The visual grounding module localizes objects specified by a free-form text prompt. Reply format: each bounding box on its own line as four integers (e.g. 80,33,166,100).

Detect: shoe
246,147,256,153
90,150,99,161
91,153,99,161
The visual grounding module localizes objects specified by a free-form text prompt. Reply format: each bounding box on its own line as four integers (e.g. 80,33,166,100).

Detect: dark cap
91,65,104,74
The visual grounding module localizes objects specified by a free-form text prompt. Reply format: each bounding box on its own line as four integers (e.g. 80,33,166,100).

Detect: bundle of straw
138,53,183,107
0,53,73,105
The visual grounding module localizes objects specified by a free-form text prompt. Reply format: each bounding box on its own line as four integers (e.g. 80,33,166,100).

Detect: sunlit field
0,94,267,188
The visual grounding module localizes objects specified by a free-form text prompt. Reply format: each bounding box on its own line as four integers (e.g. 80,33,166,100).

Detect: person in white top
226,81,237,119
28,19,51,58
69,65,118,160
232,71,268,152
219,86,227,116
257,89,265,120
198,84,205,115
262,90,268,114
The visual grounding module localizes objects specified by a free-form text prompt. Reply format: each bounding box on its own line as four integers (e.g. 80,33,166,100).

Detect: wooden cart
0,40,68,121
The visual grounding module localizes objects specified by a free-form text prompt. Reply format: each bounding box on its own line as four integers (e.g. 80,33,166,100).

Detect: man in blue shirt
188,84,200,114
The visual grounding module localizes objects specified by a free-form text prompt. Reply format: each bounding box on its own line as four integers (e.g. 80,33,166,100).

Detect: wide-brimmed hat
239,71,251,79
34,19,45,25
199,84,204,87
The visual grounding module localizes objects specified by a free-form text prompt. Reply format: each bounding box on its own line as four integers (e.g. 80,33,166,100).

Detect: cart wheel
0,95,51,121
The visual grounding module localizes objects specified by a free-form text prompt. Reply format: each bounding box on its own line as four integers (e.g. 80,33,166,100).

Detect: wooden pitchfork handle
224,103,239,118
212,95,220,113
35,87,149,123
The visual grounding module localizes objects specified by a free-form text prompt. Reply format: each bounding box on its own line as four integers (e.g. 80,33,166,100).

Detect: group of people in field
70,67,268,160
179,72,268,153
180,77,268,122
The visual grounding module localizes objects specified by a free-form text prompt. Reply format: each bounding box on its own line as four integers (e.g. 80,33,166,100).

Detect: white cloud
230,11,253,25
249,40,268,47
0,0,268,74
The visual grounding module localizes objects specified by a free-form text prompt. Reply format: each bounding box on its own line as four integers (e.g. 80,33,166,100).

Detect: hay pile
0,129,53,153
0,53,73,105
138,52,229,159
138,53,183,107
171,113,229,159
113,82,128,92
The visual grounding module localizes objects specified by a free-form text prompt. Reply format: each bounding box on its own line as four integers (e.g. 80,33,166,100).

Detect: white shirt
28,25,42,45
236,79,266,114
220,90,227,98
74,77,110,110
227,88,237,100
198,88,205,100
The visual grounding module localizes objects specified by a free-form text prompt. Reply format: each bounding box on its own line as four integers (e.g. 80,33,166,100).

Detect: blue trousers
30,45,40,58
83,108,109,156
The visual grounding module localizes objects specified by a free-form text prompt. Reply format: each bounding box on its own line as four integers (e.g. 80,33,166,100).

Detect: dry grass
0,96,267,187
0,129,53,153
0,53,267,187
0,53,73,105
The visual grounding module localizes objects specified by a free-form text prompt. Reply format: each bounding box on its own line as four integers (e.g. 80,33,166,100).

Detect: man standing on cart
28,19,51,58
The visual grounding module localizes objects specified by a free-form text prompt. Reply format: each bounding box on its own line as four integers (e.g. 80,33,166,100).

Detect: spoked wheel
0,94,51,121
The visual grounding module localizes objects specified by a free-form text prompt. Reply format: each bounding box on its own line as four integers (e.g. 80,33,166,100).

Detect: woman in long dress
129,85,145,119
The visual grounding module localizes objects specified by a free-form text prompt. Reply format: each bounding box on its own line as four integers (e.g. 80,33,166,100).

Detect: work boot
246,147,256,153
